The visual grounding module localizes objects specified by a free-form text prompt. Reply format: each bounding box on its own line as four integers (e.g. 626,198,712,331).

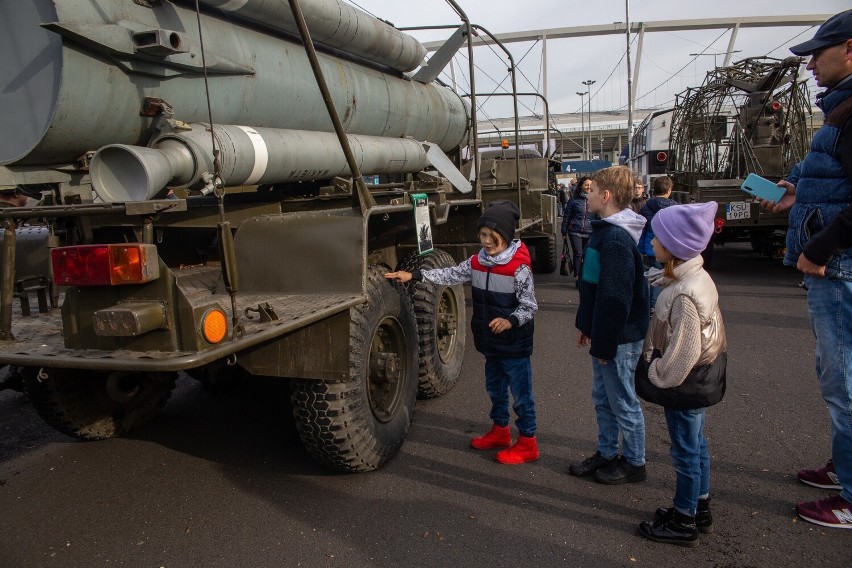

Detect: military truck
665,57,812,262
0,0,557,472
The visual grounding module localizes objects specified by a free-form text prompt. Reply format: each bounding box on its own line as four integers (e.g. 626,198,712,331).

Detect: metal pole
0,219,16,340
626,0,634,165
445,1,479,195
582,79,596,160
588,89,592,159
576,91,586,160
287,0,375,215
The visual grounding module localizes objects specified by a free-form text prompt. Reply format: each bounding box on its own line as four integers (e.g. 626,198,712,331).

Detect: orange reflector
201,309,228,344
51,244,160,286
501,139,509,149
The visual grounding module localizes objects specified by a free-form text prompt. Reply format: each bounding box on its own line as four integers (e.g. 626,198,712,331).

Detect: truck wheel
398,249,466,398
531,234,558,273
23,367,176,439
290,266,418,472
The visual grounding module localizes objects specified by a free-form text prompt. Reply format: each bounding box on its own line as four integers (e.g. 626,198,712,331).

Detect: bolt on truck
0,0,557,472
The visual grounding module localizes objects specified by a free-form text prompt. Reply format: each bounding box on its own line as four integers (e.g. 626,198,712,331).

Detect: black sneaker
568,451,615,477
639,508,699,547
594,456,647,485
655,498,712,534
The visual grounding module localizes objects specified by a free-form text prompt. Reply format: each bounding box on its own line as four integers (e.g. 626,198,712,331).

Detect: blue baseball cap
789,10,852,56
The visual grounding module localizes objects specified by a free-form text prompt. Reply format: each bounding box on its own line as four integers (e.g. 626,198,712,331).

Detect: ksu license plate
726,202,750,220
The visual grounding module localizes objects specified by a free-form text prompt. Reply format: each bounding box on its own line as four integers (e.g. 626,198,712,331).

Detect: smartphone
741,173,786,203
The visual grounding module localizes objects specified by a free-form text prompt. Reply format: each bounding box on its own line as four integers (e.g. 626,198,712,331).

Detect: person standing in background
561,177,595,286
629,178,648,213
639,176,679,311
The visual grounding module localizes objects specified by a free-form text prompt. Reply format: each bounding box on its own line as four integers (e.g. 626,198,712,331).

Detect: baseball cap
789,10,852,56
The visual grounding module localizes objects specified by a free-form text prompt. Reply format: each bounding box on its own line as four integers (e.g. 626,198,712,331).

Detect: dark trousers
568,233,590,279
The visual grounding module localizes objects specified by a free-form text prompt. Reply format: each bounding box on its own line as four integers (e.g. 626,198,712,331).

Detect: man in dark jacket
764,9,852,530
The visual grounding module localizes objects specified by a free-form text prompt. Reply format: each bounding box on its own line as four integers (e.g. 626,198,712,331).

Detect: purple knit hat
651,202,717,260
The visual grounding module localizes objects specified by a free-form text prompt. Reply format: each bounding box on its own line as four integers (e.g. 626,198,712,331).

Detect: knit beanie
477,200,520,244
651,201,717,260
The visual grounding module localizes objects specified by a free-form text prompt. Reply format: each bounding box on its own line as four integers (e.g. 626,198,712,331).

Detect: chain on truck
0,0,559,472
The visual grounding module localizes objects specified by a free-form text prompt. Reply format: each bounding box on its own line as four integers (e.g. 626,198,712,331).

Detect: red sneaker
797,460,842,490
470,424,511,450
796,495,852,529
496,435,539,464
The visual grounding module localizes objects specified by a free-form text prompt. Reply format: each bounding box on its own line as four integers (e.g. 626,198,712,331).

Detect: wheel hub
367,319,406,423
437,289,459,363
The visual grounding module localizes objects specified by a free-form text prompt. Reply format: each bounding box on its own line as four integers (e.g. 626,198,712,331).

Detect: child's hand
576,330,590,348
489,317,512,334
384,271,412,283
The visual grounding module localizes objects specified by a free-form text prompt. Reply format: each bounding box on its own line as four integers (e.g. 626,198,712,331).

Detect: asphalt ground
1,243,849,567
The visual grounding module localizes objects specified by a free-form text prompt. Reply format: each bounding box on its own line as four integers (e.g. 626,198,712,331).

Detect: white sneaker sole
798,477,843,490
797,512,852,529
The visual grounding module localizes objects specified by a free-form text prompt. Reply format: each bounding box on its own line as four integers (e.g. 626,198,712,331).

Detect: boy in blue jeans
385,200,539,464
570,165,650,484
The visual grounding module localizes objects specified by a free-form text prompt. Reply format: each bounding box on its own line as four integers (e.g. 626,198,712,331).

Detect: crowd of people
389,8,852,547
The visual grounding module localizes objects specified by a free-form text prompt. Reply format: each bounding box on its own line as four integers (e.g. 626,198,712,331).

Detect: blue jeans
485,356,536,437
591,340,645,465
665,408,711,516
568,233,590,280
805,275,852,502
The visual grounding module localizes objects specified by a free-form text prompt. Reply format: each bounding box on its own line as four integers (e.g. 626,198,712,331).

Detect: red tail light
656,151,668,163
714,217,725,234
52,244,160,286
770,101,781,112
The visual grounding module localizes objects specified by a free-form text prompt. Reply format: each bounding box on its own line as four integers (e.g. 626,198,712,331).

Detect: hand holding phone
741,173,786,203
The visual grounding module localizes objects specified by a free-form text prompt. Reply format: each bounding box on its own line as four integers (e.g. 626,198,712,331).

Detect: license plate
726,202,750,220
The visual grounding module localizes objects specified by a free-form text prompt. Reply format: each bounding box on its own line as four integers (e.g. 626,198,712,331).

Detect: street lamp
582,80,596,160
576,91,587,160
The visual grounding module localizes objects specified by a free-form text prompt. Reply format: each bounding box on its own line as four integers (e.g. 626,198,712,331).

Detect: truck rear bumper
0,266,363,372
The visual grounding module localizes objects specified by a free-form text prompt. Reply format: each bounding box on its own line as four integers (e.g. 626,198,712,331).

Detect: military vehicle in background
666,57,812,262
0,0,556,472
630,57,812,263
628,108,674,190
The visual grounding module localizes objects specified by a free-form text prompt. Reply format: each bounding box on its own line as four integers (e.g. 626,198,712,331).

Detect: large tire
531,234,558,274
23,367,176,439
398,249,466,398
290,266,419,472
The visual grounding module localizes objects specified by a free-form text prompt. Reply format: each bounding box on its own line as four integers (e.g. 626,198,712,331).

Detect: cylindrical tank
183,0,426,72
0,0,468,167
89,124,430,202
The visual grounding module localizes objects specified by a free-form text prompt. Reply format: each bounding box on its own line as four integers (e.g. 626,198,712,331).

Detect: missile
1,0,468,167
182,0,427,72
89,124,431,202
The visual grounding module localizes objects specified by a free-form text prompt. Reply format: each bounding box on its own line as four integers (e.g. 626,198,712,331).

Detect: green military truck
0,0,556,472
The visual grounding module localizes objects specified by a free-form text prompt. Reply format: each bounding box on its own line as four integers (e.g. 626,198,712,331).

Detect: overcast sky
350,0,849,119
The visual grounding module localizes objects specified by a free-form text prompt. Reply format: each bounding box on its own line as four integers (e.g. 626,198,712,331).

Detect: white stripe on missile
236,126,269,185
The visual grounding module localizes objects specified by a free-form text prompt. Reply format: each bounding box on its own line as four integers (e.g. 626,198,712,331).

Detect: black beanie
477,200,520,244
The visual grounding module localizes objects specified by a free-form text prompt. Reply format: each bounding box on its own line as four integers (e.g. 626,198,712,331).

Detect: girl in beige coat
635,202,727,547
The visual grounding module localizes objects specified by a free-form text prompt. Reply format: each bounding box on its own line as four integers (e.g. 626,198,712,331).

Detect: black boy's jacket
575,215,649,360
